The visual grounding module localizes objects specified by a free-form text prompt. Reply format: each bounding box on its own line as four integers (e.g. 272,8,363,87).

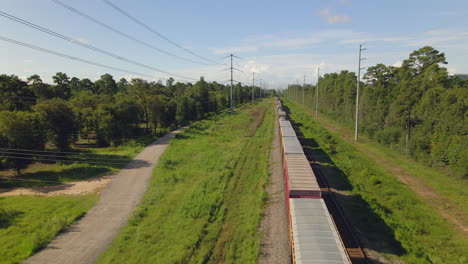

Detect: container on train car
289,198,351,264
282,137,304,155
279,119,292,127
284,154,321,198
280,125,297,137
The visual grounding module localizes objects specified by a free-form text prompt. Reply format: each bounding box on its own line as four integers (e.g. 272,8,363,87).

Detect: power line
0,151,129,162
0,35,156,79
51,0,211,66
102,0,223,66
0,11,196,81
0,154,129,165
0,147,117,156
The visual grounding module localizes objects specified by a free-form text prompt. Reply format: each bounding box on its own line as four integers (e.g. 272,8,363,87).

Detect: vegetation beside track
0,194,98,264
283,99,467,264
98,100,274,264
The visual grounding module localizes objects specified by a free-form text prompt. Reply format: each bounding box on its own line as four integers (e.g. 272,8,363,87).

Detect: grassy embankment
283,99,466,264
98,100,274,264
0,195,98,264
0,131,166,264
310,104,467,220
0,132,165,189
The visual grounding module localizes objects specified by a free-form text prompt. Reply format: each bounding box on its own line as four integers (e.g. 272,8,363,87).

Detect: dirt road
24,128,183,264
259,113,291,264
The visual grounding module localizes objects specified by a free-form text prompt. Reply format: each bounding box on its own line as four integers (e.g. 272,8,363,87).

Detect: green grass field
98,100,274,264
283,99,467,264
0,132,165,189
0,195,98,264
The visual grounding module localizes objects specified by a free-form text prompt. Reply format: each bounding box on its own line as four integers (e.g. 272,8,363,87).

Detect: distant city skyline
1,0,467,88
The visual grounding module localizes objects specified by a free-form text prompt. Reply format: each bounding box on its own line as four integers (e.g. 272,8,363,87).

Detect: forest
0,73,265,174
285,46,467,178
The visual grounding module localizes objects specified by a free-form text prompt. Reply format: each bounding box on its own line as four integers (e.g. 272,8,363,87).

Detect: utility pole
302,75,305,104
316,67,319,117
355,43,366,141
223,54,241,113
252,72,255,103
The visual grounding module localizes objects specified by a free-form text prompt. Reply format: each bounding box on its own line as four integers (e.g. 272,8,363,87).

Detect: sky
1,0,468,89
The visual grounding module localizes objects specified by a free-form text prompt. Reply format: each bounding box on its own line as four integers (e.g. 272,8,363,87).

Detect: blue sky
1,0,467,88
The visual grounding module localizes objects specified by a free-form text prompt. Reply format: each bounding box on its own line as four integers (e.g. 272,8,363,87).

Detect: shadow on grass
0,156,151,189
283,102,406,257
0,205,23,228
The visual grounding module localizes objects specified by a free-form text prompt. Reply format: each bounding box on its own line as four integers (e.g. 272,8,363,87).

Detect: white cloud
392,61,402,67
316,8,351,24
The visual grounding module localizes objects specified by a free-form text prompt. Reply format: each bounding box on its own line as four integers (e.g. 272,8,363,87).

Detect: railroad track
291,121,371,264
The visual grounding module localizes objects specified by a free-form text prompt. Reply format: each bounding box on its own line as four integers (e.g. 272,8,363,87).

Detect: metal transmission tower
252,72,255,103
316,67,320,117
355,43,366,141
302,75,306,104
223,54,242,113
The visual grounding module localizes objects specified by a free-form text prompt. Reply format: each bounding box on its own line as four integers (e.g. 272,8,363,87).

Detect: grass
0,194,98,264
283,99,467,264
97,100,274,264
0,132,166,189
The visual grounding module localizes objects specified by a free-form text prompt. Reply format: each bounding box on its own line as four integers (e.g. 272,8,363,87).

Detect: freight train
275,98,351,264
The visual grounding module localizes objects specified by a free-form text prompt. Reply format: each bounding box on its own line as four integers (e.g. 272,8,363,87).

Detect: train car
284,154,321,198
278,110,287,118
279,119,321,198
280,125,297,138
289,198,351,264
279,118,293,127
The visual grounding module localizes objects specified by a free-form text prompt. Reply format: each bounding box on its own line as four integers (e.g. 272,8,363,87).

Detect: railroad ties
276,97,369,264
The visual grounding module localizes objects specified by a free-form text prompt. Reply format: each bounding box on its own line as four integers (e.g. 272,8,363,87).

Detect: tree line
0,73,266,174
285,46,467,178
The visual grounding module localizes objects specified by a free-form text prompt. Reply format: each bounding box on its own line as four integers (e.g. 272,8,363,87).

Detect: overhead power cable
0,10,196,81
0,150,129,162
51,0,211,66
0,35,155,79
102,0,223,66
0,147,119,156
0,154,128,165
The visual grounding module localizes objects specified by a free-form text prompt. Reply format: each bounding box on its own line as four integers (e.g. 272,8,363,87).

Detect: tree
94,74,118,95
0,74,36,111
78,78,95,93
128,78,152,133
117,78,129,93
0,111,45,175
34,99,77,151
52,72,71,99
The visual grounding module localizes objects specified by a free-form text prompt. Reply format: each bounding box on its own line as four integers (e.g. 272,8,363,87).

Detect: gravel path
24,128,184,264
258,114,291,264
